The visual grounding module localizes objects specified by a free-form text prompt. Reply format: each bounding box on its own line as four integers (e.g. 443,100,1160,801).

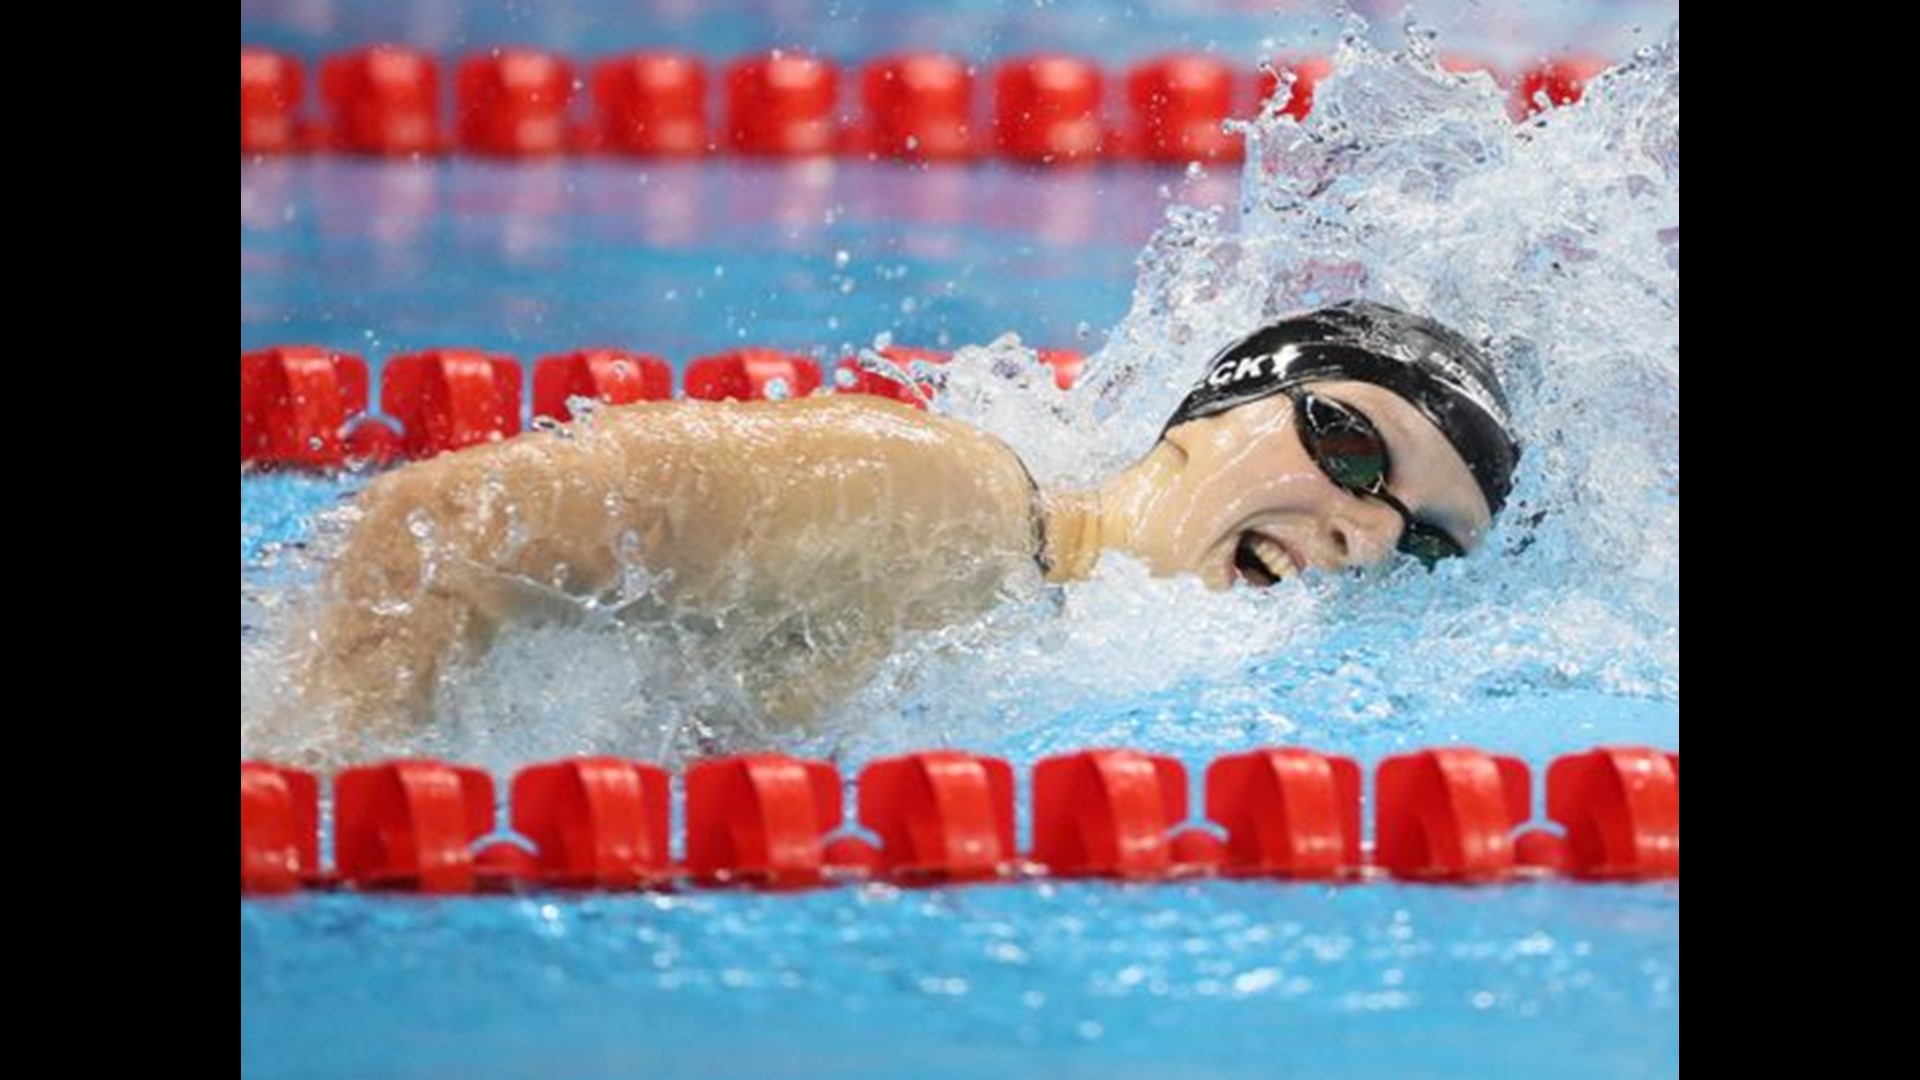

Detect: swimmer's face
1131,380,1494,589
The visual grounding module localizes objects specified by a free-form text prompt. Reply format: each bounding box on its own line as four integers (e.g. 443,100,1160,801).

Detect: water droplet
406,510,434,541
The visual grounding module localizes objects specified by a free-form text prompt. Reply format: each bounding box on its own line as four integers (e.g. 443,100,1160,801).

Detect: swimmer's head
1105,301,1521,588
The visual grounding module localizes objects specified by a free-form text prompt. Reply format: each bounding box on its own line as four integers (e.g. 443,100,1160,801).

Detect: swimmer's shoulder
371,396,1033,494
589,395,1028,467
790,396,1036,491
608,395,1037,519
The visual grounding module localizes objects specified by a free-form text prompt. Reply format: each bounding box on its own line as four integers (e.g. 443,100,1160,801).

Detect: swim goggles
1289,389,1468,565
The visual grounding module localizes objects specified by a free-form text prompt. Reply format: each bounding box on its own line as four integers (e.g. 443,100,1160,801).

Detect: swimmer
297,300,1520,736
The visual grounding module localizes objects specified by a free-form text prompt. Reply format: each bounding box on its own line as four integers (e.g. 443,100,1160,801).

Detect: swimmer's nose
1325,494,1403,569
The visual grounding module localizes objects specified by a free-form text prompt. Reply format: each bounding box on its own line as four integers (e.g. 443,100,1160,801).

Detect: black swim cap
1161,300,1522,515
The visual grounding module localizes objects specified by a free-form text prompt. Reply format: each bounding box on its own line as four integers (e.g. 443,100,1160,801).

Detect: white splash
911,22,1680,746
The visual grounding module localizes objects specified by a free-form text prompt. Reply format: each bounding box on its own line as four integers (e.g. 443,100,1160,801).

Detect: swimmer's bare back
300,396,1047,736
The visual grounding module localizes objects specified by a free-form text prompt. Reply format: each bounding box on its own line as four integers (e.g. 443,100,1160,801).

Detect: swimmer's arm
298,465,493,731
586,398,1045,726
299,433,628,731
303,397,1044,733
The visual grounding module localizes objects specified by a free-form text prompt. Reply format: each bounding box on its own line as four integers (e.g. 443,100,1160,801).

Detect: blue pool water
241,160,1184,367
242,3,1679,1078
243,877,1677,1080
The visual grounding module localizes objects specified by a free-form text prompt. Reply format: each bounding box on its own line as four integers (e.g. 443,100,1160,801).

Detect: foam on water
241,21,1679,772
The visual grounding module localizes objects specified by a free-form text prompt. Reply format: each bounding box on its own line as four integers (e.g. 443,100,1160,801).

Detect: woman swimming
297,300,1520,736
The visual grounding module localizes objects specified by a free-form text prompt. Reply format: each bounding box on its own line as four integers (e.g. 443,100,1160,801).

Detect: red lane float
726,53,841,156
475,839,541,881
248,47,1625,160
533,349,673,422
995,55,1104,165
855,752,1017,882
319,46,443,156
239,341,1089,468
1205,749,1362,879
685,754,844,887
1513,827,1567,872
833,361,919,406
1544,747,1679,880
240,347,370,467
457,49,576,157
1031,749,1198,879
1037,348,1084,391
858,53,976,161
382,349,523,457
334,761,495,893
684,348,823,401
238,745,1679,894
591,52,709,156
1257,55,1333,121
1169,826,1226,872
1375,748,1531,882
510,758,675,888
345,419,403,466
240,763,320,894
1512,55,1608,118
833,345,949,407
1124,55,1242,164
241,49,305,155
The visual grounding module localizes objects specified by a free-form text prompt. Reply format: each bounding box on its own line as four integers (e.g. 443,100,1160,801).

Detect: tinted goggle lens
1293,391,1467,565
1397,522,1465,565
1297,395,1390,491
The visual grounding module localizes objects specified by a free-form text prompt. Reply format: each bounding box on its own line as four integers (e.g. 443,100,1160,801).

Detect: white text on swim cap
1203,344,1302,390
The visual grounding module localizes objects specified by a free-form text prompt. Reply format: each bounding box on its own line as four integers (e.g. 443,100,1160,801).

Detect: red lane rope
240,344,1081,469
241,47,1611,162
239,746,1680,895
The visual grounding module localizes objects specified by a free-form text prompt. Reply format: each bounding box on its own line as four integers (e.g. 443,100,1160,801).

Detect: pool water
242,3,1679,1078
240,159,1187,368
243,875,1677,1080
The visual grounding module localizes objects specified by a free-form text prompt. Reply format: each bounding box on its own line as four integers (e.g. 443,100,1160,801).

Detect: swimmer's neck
1040,441,1181,583
1039,490,1103,583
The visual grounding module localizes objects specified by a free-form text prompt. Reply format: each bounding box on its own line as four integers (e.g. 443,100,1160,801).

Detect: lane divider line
239,746,1680,894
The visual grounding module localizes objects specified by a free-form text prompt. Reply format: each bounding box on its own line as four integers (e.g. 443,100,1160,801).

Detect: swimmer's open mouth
1233,531,1299,588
